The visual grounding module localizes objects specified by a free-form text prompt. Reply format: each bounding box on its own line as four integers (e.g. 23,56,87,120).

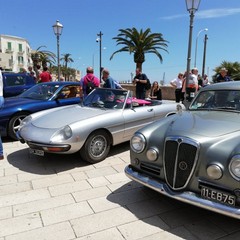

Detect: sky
0,0,240,84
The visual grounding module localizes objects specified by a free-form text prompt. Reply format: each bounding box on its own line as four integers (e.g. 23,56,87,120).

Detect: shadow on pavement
6,141,130,175
107,182,240,239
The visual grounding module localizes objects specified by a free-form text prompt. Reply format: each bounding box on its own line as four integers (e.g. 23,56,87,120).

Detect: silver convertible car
17,88,184,163
125,81,240,219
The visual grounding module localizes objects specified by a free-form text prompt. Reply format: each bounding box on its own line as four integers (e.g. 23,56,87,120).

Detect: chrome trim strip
125,165,240,219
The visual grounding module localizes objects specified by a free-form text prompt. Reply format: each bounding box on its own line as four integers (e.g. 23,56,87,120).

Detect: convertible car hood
169,111,240,137
31,105,110,128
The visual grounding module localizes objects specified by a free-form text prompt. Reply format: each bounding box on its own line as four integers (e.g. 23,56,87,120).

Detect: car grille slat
164,137,199,190
140,163,161,175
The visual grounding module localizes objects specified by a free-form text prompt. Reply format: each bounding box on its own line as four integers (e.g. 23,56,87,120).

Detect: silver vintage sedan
125,81,240,219
17,88,184,163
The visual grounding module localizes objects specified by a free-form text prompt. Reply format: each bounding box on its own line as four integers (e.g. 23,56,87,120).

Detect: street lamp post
194,28,208,68
96,31,103,80
52,20,63,81
185,0,201,103
202,34,208,77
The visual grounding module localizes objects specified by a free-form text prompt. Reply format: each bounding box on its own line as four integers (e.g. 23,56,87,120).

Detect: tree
110,27,168,70
213,61,240,82
31,46,56,78
61,53,74,80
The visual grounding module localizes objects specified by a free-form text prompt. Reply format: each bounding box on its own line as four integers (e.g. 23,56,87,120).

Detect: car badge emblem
179,161,188,171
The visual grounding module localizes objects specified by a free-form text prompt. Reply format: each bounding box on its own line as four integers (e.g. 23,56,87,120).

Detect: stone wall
121,84,175,100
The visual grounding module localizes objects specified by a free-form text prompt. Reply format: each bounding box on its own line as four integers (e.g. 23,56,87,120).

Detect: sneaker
0,155,4,160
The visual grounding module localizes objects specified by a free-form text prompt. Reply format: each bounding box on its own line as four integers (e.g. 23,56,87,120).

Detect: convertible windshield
83,88,129,109
20,84,60,100
190,89,240,111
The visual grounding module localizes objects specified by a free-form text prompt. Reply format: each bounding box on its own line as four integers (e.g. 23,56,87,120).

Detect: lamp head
52,20,63,36
185,0,201,13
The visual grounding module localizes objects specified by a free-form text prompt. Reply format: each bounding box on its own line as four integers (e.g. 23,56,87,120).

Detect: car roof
37,81,80,86
202,81,240,91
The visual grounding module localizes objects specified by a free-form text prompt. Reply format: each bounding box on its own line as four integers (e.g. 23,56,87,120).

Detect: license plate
201,186,236,206
29,148,44,156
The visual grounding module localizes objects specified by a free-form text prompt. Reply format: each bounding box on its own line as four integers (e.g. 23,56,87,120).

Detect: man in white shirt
186,68,199,101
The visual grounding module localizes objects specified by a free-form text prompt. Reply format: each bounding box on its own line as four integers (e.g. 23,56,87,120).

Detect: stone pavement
0,139,240,240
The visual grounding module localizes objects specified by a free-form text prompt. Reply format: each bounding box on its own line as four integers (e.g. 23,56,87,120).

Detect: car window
190,90,240,111
83,88,129,109
58,86,80,99
4,75,26,86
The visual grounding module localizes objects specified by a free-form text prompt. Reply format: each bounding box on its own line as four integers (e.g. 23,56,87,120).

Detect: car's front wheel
80,130,111,163
8,112,29,140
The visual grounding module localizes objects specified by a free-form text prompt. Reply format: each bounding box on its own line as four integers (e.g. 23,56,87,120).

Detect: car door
122,104,155,140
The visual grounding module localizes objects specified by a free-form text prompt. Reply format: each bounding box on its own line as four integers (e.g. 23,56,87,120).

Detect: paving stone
5,222,75,240
40,201,94,226
72,186,111,202
76,227,125,240
71,207,138,237
0,213,42,237
85,166,118,178
48,179,91,196
0,182,32,196
0,189,50,208
0,175,17,186
0,206,12,220
13,194,75,216
118,216,169,240
87,176,111,188
31,174,74,189
88,188,150,213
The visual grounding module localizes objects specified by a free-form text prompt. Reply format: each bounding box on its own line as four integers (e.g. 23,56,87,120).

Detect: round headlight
130,134,146,153
207,165,223,180
229,155,240,180
19,115,33,128
146,148,158,161
63,125,72,138
51,125,72,142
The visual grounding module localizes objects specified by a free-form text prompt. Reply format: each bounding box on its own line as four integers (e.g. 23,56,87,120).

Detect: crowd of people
169,67,232,103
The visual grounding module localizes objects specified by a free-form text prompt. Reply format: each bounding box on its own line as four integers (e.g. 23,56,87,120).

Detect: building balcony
18,51,25,55
5,49,13,53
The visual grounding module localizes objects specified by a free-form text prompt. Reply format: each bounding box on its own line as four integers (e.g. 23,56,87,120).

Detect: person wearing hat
216,68,231,82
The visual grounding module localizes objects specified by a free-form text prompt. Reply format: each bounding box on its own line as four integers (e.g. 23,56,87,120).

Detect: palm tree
61,53,74,80
31,46,56,78
110,27,168,70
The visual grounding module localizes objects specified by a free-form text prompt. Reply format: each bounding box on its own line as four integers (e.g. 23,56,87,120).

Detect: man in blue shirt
102,69,122,89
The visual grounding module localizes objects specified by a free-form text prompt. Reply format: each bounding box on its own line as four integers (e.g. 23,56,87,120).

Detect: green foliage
61,53,74,80
213,61,240,81
110,27,168,70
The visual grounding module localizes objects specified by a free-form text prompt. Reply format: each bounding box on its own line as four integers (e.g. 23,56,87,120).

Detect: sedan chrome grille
164,137,199,190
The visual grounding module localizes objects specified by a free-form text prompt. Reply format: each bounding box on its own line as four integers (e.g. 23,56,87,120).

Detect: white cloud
197,8,240,19
161,8,240,20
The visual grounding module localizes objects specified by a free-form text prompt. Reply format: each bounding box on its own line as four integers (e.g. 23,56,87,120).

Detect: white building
0,34,32,72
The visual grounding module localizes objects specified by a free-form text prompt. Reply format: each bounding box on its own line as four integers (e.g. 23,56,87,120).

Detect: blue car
3,72,36,97
0,81,81,140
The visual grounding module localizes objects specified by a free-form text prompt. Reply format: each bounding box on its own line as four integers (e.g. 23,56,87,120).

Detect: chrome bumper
125,165,240,219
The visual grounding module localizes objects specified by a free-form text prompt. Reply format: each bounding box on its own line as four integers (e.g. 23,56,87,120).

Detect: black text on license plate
201,186,235,206
29,148,44,156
